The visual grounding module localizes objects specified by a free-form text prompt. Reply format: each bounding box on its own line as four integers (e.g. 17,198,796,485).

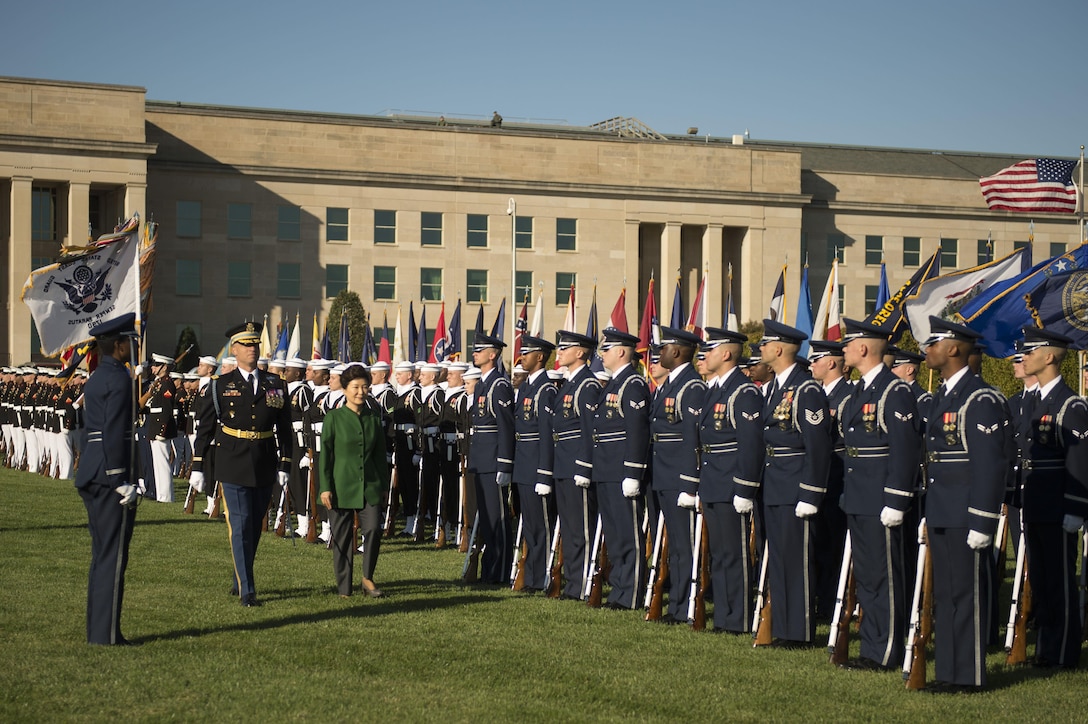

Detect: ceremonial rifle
461,511,480,583
587,539,608,608
903,528,929,690
994,503,1010,570
457,461,470,553
644,510,666,610
645,528,670,621
305,447,318,544
510,515,526,590
828,532,855,666
183,481,196,515
582,514,604,601
209,481,222,519
752,541,773,647
434,456,447,549
1004,530,1032,665
688,511,710,630
546,520,563,598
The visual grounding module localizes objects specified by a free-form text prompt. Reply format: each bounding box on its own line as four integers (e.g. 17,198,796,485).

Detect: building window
515,271,534,302
277,262,301,298
374,210,396,244
420,267,443,301
977,239,992,265
374,266,396,300
466,269,488,303
556,272,576,305
515,216,533,249
557,218,577,252
31,187,57,241
838,285,845,316
864,236,883,266
326,264,349,298
940,238,958,269
903,237,921,267
176,260,201,296
1050,242,1067,258
1013,240,1030,253
227,203,252,240
278,205,301,241
467,214,488,248
864,285,878,314
176,201,201,238
227,261,251,298
327,208,349,243
827,233,845,264
421,212,444,246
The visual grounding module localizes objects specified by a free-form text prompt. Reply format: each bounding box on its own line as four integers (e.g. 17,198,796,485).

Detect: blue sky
5,0,1086,158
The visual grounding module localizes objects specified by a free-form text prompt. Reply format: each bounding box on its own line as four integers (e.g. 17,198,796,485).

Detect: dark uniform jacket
1020,379,1088,524
74,356,132,491
761,364,832,508
699,367,764,504
592,364,650,483
192,368,292,488
513,370,556,484
142,376,177,440
467,368,514,475
650,363,706,495
550,365,601,481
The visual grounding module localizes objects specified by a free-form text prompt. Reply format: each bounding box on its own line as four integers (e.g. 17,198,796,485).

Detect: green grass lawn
1,468,1085,722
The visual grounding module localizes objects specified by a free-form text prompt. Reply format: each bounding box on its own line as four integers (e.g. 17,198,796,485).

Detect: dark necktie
1026,389,1040,418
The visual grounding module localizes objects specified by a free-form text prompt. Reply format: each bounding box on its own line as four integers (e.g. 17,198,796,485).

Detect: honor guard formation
5,315,1088,693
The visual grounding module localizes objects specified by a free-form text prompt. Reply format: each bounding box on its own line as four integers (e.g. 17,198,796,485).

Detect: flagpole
1080,146,1085,243
507,197,517,366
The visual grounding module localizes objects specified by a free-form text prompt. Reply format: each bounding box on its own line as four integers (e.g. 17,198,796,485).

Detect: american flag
980,158,1078,213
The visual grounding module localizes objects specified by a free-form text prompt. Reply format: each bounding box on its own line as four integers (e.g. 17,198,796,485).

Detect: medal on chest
562,393,574,418
942,412,958,446
522,396,534,421
774,390,794,430
713,402,726,430
265,388,284,409
1038,414,1053,445
862,403,877,433
665,396,677,423
605,392,618,419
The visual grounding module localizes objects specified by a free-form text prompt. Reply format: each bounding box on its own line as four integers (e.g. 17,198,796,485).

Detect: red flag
609,288,628,333
429,303,448,363
637,277,657,354
377,311,392,364
980,159,1077,214
513,298,528,363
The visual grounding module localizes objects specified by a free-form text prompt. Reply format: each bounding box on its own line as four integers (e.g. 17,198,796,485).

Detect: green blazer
319,405,390,509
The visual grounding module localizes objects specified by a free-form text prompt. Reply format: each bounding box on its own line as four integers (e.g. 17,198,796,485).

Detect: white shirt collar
1038,376,1062,400
860,364,884,390
774,363,797,389
667,362,691,383
942,366,971,394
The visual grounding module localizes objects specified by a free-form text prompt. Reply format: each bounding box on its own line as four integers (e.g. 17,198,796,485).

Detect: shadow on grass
133,592,504,644
0,516,213,533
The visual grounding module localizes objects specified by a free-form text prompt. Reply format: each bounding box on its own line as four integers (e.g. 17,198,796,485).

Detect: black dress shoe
240,595,261,607
925,681,981,694
651,615,682,625
604,601,631,611
229,586,239,597
1030,657,1057,669
115,637,141,647
770,639,814,650
710,628,746,636
841,657,897,672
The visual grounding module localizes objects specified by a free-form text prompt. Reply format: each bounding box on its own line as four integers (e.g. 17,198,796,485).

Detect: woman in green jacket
320,364,390,597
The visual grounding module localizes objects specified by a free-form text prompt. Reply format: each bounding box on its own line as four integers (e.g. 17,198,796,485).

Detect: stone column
703,223,724,326
661,221,682,318
8,177,32,363
623,219,640,326
67,181,90,248
742,225,765,325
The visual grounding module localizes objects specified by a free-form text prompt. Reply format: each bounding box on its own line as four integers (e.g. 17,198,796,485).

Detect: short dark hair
341,364,372,387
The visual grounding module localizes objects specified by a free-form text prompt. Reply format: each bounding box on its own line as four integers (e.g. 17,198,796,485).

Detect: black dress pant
80,484,136,644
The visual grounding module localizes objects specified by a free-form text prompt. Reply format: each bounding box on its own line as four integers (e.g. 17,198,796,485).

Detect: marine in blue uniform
551,331,603,600
467,334,516,584
591,328,651,609
921,316,1011,691
837,319,920,670
190,322,293,607
649,326,707,624
758,319,832,647
512,335,558,592
1017,326,1087,669
698,328,763,632
74,313,139,645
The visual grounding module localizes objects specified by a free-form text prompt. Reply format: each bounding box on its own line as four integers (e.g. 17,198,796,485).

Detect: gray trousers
328,503,382,595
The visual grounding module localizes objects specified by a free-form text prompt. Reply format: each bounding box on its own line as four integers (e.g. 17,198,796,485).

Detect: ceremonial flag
416,305,429,364
904,246,1030,345
669,277,685,329
360,316,376,364
446,300,462,360
609,287,628,333
530,286,545,336
337,311,351,363
960,243,1088,358
586,285,600,339
490,297,507,340
377,311,392,364
22,223,141,356
259,314,272,359
1023,267,1088,346
513,297,528,362
311,312,321,359
473,304,485,335
813,266,838,343
637,276,658,355
274,323,289,362
875,261,891,310
320,322,331,361
980,158,1078,213
768,266,786,323
430,303,449,362
408,301,418,363
686,273,707,339
287,312,301,360
724,263,738,332
562,285,577,332
863,250,939,342
795,265,814,357
392,308,405,364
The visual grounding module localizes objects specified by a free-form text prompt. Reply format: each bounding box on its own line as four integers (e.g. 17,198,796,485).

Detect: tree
328,290,368,362
174,326,201,372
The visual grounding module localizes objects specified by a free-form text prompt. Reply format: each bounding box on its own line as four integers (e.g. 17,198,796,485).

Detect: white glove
412,454,422,467
299,453,311,469
732,495,754,514
917,516,927,544
189,471,205,494
966,529,992,550
1062,514,1085,534
879,506,904,528
535,483,552,496
622,477,641,498
496,471,512,487
115,484,137,507
133,364,144,378
278,471,289,489
574,475,591,489
795,501,818,519
677,492,698,509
